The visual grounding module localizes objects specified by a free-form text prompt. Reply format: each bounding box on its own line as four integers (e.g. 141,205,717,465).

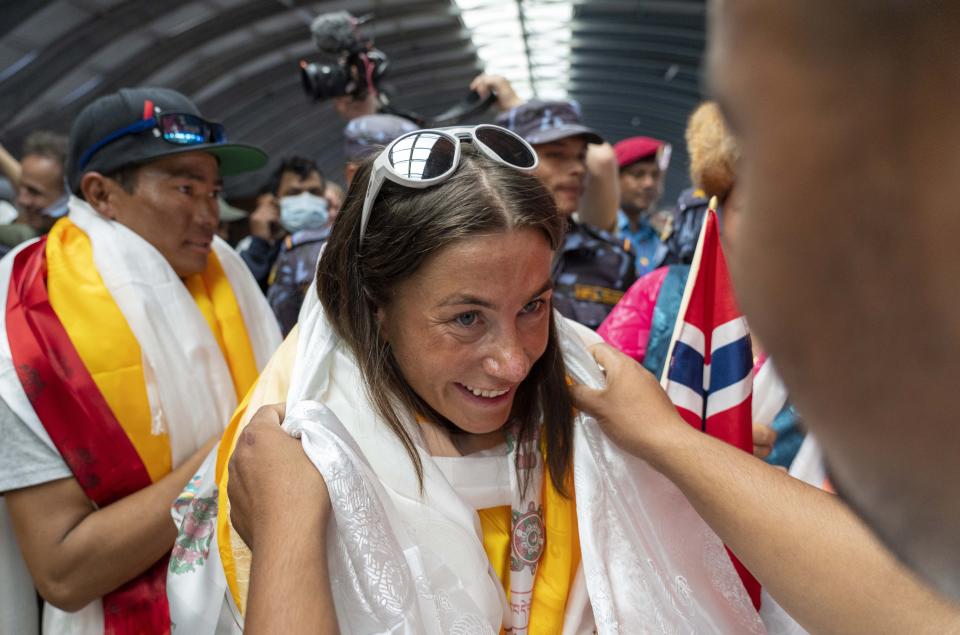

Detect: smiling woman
317,135,573,493
167,126,795,635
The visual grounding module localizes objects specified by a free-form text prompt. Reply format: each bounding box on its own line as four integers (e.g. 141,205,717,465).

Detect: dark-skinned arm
570,343,960,635
5,435,217,611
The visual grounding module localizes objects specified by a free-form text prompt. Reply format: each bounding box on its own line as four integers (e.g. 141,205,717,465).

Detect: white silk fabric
0,198,281,635
169,277,806,633
278,288,776,633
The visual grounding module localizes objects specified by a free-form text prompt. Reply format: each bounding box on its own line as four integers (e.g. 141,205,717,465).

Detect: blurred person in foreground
0,87,280,633
701,0,960,599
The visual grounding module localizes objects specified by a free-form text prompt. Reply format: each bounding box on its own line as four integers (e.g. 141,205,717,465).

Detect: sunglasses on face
359,124,538,246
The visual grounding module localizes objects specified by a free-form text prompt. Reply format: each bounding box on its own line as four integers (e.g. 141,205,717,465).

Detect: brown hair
686,101,740,202
316,144,574,495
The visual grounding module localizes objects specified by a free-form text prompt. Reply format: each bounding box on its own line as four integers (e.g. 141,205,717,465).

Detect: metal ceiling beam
0,0,195,121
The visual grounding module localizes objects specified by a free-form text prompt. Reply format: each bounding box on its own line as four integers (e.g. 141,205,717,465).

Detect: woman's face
379,228,554,436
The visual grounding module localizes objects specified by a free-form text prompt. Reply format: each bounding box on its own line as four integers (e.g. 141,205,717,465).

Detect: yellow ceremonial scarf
214,330,581,630
45,218,260,483
478,457,581,635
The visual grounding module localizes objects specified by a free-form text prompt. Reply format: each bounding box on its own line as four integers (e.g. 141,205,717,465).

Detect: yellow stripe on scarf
478,456,580,635
216,326,581,629
216,328,299,615
46,218,259,483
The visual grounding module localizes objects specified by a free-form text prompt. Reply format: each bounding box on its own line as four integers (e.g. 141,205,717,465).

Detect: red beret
614,136,666,168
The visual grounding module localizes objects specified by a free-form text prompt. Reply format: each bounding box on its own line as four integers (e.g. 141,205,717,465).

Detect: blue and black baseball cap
67,87,268,193
496,99,603,146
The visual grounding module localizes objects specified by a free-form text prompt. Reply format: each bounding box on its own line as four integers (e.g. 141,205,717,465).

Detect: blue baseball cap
496,99,603,146
343,114,419,162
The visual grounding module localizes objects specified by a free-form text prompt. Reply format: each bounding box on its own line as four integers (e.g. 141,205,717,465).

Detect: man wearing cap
497,99,636,330
0,87,281,634
264,115,418,336
614,136,673,275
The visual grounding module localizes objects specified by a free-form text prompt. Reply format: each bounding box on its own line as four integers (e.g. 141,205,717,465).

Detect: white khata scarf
0,198,281,635
169,279,803,634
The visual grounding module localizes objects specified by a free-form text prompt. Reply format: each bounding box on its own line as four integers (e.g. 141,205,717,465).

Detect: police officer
614,136,673,275
498,100,636,330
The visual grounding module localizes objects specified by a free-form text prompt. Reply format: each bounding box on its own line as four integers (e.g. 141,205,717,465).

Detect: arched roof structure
1,0,707,200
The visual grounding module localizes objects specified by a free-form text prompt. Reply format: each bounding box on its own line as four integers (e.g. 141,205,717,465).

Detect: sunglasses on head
359,124,538,246
77,103,226,171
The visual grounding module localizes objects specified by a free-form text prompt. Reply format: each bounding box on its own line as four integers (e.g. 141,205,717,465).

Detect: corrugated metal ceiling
1,0,707,201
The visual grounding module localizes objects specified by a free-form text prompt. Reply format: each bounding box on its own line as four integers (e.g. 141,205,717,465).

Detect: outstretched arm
571,343,960,635
229,404,338,635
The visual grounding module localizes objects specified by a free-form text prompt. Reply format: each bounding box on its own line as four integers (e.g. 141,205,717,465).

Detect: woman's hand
570,343,692,467
234,405,340,634
227,404,330,551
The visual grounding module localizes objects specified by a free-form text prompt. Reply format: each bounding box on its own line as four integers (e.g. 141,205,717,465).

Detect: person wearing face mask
236,156,326,293
265,184,332,335
264,116,420,337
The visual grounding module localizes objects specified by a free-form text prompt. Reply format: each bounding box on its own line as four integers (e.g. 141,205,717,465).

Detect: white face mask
279,192,329,233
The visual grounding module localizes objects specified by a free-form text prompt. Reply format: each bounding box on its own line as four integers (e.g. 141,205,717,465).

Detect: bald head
709,0,960,596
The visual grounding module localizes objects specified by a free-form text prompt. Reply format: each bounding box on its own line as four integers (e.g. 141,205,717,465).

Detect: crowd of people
1,1,959,633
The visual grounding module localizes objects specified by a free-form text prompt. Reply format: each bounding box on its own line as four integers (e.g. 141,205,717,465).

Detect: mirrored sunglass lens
388,133,456,180
160,114,209,145
476,127,536,168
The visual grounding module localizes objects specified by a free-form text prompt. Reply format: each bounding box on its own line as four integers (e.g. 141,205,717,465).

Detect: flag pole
658,197,720,387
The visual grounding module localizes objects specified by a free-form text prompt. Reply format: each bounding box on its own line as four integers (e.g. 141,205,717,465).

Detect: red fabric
6,238,171,634
597,266,669,362
674,211,760,609
613,136,664,168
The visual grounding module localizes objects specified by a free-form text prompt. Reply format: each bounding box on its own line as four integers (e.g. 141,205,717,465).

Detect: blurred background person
613,136,673,275
0,132,70,257
236,156,326,291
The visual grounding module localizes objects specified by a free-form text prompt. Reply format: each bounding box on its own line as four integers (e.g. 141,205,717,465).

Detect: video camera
299,11,494,127
299,11,386,102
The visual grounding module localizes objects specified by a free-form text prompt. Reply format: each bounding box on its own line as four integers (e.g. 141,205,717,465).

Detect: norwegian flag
660,204,761,608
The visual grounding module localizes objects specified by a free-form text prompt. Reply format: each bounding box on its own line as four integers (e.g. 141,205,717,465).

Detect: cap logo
539,108,567,131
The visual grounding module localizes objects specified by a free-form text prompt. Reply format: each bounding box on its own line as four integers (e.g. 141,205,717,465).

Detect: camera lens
299,60,351,100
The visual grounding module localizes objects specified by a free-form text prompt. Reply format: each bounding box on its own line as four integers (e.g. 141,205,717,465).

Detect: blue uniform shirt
617,210,668,276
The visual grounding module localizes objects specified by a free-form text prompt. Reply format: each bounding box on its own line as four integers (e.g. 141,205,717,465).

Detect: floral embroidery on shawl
169,473,218,575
